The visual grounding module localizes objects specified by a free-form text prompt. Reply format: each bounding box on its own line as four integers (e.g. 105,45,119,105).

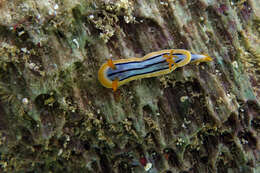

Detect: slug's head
98,59,120,92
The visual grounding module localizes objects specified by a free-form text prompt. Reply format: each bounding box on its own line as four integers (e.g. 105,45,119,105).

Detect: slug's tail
191,54,213,65
202,54,213,62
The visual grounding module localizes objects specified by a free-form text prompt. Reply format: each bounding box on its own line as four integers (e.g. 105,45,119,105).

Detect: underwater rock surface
0,0,259,172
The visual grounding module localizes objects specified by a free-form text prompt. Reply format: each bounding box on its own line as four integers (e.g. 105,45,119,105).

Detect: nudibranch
98,49,212,91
